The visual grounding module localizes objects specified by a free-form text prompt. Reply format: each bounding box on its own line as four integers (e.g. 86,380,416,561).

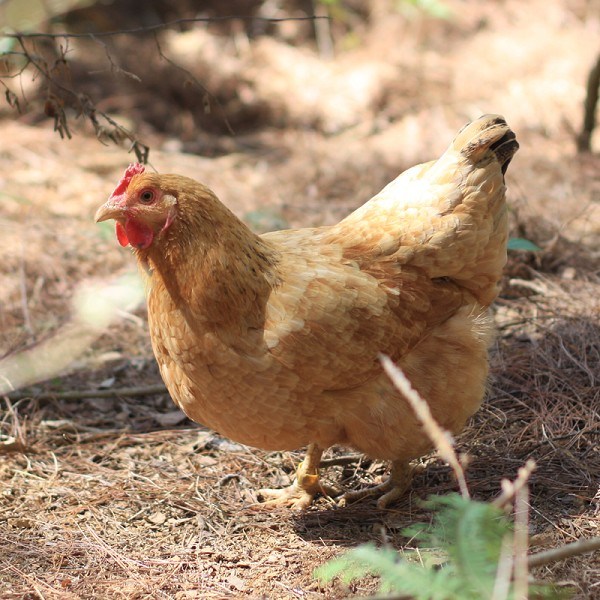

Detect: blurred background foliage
1,0,95,32
0,0,457,157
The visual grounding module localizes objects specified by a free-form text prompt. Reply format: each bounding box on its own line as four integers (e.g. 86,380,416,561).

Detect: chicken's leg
256,443,339,510
340,459,415,509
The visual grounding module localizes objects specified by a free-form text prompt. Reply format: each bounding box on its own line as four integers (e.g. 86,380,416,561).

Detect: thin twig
0,397,28,453
313,2,334,59
513,473,530,599
492,460,536,509
7,383,167,401
1,16,329,40
577,52,600,152
527,537,600,569
18,242,33,335
7,34,149,161
379,354,470,499
319,455,363,468
491,533,514,600
508,278,549,295
153,32,234,135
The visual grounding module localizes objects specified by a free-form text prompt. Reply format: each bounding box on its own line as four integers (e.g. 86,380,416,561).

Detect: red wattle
116,222,129,247
124,218,154,249
115,219,154,249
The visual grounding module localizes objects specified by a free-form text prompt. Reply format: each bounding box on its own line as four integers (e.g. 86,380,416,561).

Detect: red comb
110,163,145,199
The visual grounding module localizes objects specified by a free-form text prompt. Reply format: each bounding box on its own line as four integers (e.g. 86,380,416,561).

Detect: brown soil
1,0,598,598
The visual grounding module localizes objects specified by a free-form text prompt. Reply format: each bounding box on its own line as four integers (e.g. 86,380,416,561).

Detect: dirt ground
1,0,599,598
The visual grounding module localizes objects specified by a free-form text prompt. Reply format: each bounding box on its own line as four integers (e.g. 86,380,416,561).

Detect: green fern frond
315,493,561,599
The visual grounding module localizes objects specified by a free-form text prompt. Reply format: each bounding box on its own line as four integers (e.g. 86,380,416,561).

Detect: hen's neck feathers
137,182,281,336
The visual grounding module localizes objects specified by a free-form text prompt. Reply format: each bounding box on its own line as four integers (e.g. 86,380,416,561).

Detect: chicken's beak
95,200,124,223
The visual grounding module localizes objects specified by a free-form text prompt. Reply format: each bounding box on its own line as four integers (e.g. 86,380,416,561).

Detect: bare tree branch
528,537,600,569
2,32,150,160
0,15,324,160
577,53,600,153
7,384,168,402
1,15,328,40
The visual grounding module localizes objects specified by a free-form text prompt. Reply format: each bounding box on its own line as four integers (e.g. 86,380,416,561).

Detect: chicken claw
340,460,416,509
255,444,340,510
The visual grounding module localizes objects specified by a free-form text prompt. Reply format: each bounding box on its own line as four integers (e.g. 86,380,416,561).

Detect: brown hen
95,115,518,509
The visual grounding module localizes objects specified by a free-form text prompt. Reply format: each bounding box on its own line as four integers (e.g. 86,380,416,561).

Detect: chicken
95,115,518,509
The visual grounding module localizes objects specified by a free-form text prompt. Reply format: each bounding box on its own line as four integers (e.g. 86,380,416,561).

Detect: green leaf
315,544,463,599
508,237,541,251
0,37,16,53
398,0,453,20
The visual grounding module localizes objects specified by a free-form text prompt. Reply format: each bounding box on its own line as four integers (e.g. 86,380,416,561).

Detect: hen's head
95,164,220,251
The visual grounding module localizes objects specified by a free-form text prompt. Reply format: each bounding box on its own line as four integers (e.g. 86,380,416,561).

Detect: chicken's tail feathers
452,114,519,176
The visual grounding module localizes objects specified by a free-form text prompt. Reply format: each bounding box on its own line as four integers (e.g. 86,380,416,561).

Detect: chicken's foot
255,443,340,510
339,459,416,509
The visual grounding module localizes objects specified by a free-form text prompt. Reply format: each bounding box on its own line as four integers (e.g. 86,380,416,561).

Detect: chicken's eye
139,189,155,204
